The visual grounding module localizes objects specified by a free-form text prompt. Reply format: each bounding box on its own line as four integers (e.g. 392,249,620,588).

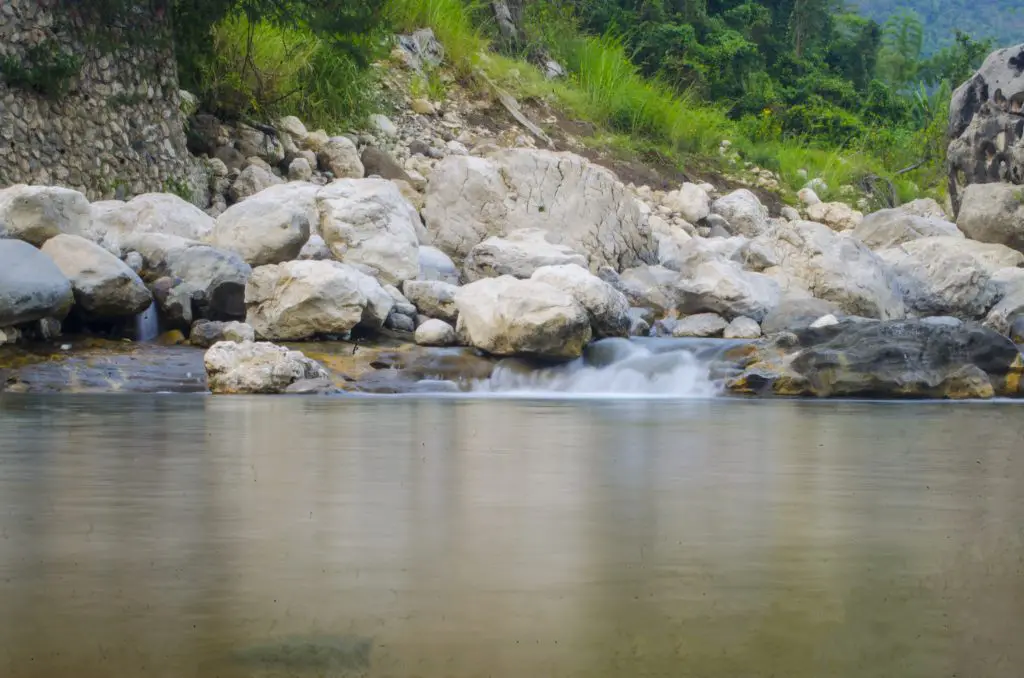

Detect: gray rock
672,313,728,338
723,316,762,339
318,137,365,179
956,182,1024,253
675,259,781,322
41,234,151,319
284,378,341,395
189,320,255,348
415,318,457,346
0,240,73,326
616,265,680,316
229,164,285,203
385,310,416,333
0,185,90,246
210,186,312,266
403,280,459,324
361,147,413,183
464,229,587,281
760,296,842,334
417,245,459,283
710,189,770,237
854,208,962,249
531,263,632,338
287,157,313,182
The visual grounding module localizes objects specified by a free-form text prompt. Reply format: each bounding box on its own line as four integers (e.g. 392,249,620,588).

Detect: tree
876,10,924,89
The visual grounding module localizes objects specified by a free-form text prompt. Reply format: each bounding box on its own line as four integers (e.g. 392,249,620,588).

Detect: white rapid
133,301,160,342
467,337,748,398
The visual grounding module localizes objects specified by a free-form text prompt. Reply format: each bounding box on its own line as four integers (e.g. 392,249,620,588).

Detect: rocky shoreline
2,42,1024,400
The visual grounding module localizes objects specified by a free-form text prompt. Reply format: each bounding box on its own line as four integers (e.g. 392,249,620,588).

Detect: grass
383,0,945,205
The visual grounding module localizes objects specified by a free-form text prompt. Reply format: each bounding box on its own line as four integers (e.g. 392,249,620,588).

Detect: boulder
901,198,948,220
189,320,255,348
91,193,215,246
956,183,1024,252
983,268,1024,335
724,316,761,339
805,201,863,231
287,157,314,182
765,220,905,319
760,296,842,334
209,186,312,266
675,259,781,322
418,245,459,283
727,320,1024,399
464,229,587,281
40,234,151,319
299,234,331,261
0,185,90,246
710,189,770,237
671,312,728,338
423,149,656,270
245,260,392,340
530,263,632,338
947,43,1024,214
853,208,963,249
361,146,413,184
149,244,252,321
204,341,330,394
229,164,285,203
953,239,1024,272
662,183,711,223
317,179,422,286
615,265,680,316
454,276,592,359
415,318,457,346
0,239,73,326
659,234,747,273
318,137,364,179
879,237,1002,319
402,280,459,323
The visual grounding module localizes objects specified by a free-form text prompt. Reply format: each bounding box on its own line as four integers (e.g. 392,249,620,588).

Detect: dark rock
1011,315,1024,344
408,140,432,157
385,310,416,333
214,145,246,173
0,240,73,327
361,147,413,183
728,319,1024,399
186,113,223,156
189,320,255,348
947,43,1024,215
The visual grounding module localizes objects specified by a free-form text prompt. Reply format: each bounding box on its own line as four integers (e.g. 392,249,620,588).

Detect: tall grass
386,0,486,75
196,14,378,132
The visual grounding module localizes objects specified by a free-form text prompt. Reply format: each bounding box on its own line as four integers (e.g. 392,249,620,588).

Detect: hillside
853,0,1024,53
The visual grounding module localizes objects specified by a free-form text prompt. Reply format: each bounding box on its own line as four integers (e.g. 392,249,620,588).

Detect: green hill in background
853,0,1023,53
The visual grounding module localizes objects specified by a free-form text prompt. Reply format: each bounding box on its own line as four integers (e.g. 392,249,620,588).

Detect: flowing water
133,301,161,342
1,394,1023,678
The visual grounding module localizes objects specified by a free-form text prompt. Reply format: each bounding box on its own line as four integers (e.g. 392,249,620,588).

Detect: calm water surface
0,394,1022,677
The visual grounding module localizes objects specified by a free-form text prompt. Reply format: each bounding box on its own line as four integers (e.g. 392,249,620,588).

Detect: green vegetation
0,42,81,98
55,0,999,204
853,0,1023,54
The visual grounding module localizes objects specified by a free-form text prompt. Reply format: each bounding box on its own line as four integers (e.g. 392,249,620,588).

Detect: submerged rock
204,341,330,394
727,320,1024,399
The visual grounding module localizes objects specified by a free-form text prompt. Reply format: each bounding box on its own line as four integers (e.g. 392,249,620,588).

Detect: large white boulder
0,239,73,326
765,220,905,319
0,185,91,246
710,189,770,237
210,185,313,266
41,234,151,318
454,276,593,359
531,263,632,338
957,182,1024,253
204,341,329,394
675,259,781,322
317,178,422,286
464,228,587,281
90,193,215,251
853,207,963,249
423,149,656,271
245,260,393,340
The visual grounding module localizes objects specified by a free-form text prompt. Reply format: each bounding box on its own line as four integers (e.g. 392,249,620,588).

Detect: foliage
853,0,1023,54
0,42,82,98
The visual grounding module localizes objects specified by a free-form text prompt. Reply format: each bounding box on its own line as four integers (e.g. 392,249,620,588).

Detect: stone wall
0,0,204,202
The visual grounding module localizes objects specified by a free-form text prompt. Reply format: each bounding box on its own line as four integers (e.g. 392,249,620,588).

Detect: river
1,394,1022,677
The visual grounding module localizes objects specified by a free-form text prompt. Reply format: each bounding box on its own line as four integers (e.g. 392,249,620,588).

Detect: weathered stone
229,164,284,203
287,157,313,182
415,318,457,346
956,182,1024,252
205,341,329,394
454,276,592,360
531,263,632,338
0,239,73,326
361,146,413,184
40,234,151,318
805,201,863,231
724,316,761,339
675,259,781,322
464,228,587,281
318,137,364,178
210,185,312,266
317,178,422,285
760,296,843,334
0,185,90,246
728,320,1022,399
245,260,391,340
671,312,728,338
91,193,215,249
418,245,459,283
662,183,711,223
403,280,459,324
854,207,963,249
189,320,255,348
423,150,656,271
710,189,770,237
615,265,680,316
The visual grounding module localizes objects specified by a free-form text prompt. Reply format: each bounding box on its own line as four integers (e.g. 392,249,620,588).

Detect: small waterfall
134,302,160,342
468,337,749,398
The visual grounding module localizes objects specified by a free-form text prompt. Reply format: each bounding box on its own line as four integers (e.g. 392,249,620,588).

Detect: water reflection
0,395,1022,677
